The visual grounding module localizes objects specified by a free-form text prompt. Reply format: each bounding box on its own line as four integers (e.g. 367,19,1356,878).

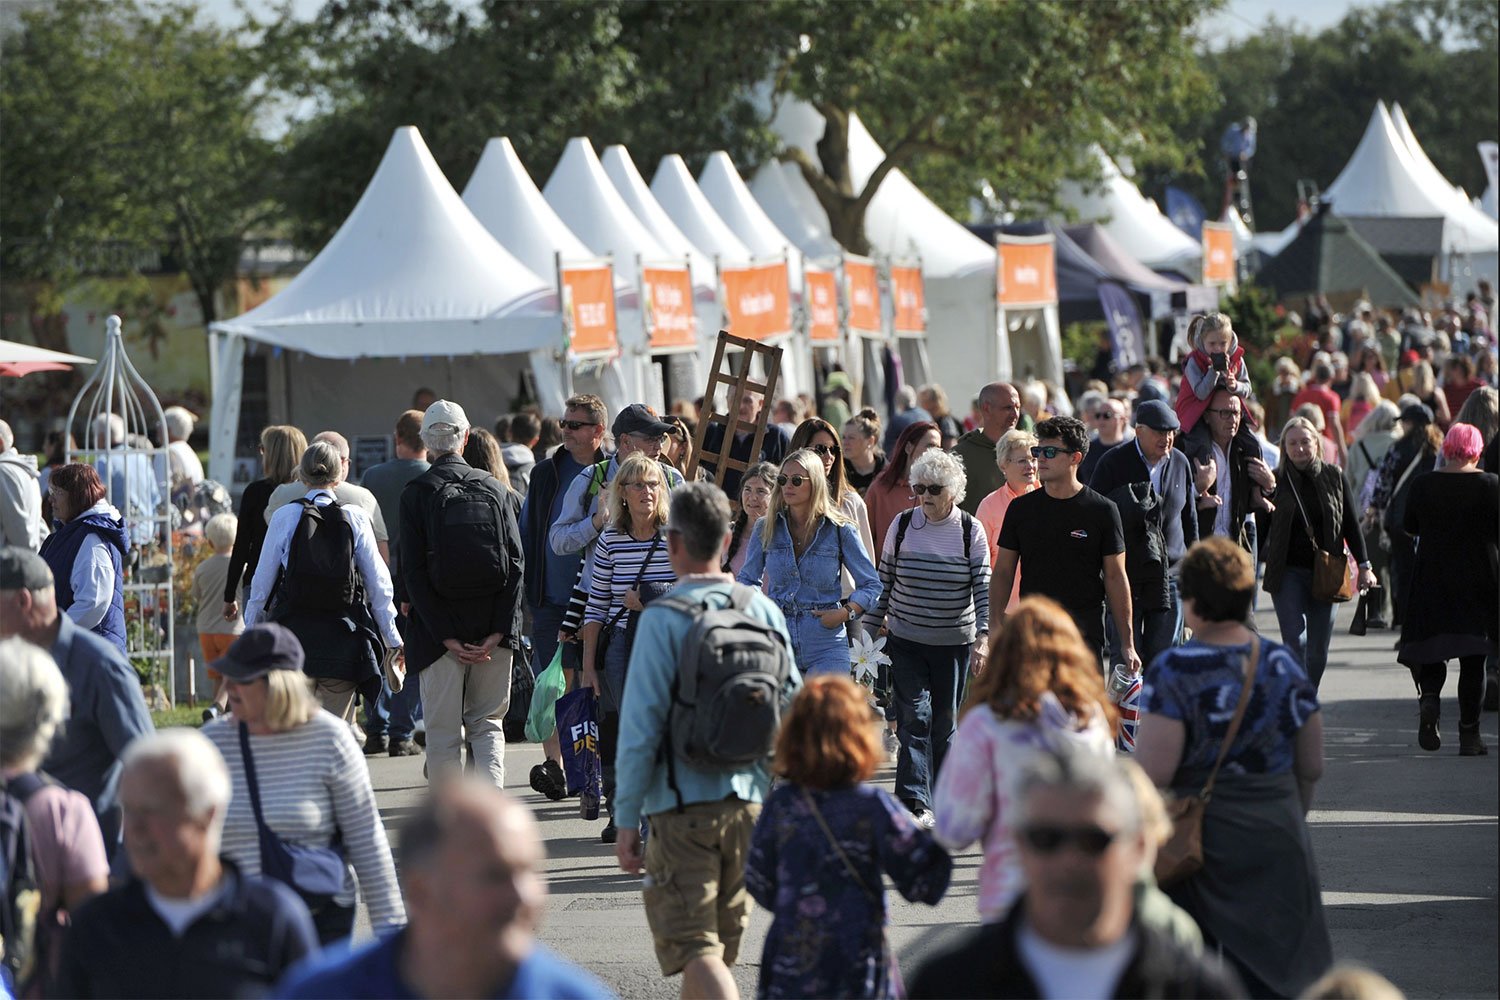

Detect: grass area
151,704,208,729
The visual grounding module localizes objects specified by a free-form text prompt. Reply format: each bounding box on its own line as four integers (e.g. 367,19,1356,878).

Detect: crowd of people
0,289,1496,1000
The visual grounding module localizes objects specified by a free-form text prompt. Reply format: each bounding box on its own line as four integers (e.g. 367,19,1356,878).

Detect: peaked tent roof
600,145,716,290
1064,224,1192,295
650,155,754,265
765,98,994,279
462,137,630,296
212,126,557,357
1055,148,1202,272
747,161,842,266
1253,208,1420,309
542,137,676,288
698,152,805,289
1322,102,1497,253
1390,102,1500,240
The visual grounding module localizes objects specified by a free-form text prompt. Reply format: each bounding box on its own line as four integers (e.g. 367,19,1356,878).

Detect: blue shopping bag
555,688,603,820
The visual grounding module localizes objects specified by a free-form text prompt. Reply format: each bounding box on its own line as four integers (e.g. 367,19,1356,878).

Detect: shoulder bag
1155,633,1260,888
238,723,346,910
1287,471,1354,603
594,532,663,671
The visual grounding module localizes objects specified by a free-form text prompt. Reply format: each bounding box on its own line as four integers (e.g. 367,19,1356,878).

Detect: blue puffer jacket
41,506,130,651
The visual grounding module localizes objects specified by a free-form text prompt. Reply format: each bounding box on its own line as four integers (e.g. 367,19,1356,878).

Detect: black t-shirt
997,485,1125,609
845,455,887,494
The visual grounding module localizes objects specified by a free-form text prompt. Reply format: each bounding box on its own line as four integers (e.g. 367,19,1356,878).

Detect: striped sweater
868,507,991,645
583,527,675,626
203,711,405,930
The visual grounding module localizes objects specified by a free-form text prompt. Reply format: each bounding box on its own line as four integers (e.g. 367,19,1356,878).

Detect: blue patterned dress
745,783,951,999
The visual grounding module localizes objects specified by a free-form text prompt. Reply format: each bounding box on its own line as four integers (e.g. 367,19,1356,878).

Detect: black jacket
399,454,525,671
1262,461,1366,596
699,421,789,497
1181,425,1256,551
521,446,604,607
57,860,317,999
1090,442,1199,567
908,900,1243,1000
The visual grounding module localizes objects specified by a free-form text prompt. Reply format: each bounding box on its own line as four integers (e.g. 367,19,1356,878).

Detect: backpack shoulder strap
960,510,974,563
3,773,46,804
891,509,915,565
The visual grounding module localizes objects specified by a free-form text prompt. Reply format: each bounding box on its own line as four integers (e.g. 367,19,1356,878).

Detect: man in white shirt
0,419,47,551
909,748,1241,999
265,430,390,564
163,406,205,493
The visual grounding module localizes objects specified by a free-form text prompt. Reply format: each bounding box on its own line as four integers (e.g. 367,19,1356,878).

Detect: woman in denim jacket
738,448,881,675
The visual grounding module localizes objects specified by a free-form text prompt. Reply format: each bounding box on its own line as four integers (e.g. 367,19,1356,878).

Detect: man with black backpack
400,401,524,788
613,483,799,1000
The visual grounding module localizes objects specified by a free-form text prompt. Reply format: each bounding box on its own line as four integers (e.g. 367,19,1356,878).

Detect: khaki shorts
642,798,761,976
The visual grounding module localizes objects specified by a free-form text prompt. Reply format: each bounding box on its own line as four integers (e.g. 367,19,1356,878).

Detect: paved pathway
362,611,1498,999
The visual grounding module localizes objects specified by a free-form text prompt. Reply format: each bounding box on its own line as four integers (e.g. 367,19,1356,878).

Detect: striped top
203,711,406,930
583,527,675,627
868,506,991,645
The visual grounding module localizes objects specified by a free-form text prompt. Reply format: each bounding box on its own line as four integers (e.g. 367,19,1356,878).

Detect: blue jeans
888,633,965,811
530,601,570,678
1272,565,1337,689
365,612,422,741
785,609,851,675
1111,577,1183,670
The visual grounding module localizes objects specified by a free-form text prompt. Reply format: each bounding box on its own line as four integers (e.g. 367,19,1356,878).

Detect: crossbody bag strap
1200,633,1260,802
237,722,273,838
802,789,878,902
1285,470,1322,548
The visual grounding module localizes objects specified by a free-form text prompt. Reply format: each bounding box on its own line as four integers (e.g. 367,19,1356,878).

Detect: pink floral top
931,694,1114,922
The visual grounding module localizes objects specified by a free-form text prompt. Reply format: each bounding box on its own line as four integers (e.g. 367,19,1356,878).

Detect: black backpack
278,498,358,614
426,470,511,600
1,774,42,992
1103,481,1172,613
890,507,974,568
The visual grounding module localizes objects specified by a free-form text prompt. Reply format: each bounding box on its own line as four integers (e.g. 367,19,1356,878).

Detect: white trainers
883,728,900,760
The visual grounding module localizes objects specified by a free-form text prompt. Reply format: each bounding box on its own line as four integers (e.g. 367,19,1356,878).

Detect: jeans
1109,578,1182,671
365,612,422,741
1070,605,1107,672
785,609,851,676
1272,566,1337,688
888,633,965,811
530,601,569,678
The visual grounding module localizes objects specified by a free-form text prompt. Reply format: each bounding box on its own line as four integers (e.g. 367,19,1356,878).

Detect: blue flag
1165,186,1206,240
1099,281,1145,370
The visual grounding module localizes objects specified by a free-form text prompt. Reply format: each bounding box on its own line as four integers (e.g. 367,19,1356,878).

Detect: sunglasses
1029,446,1076,459
808,443,839,456
1095,411,1118,420
776,474,810,488
911,484,946,496
1020,824,1119,856
560,419,599,431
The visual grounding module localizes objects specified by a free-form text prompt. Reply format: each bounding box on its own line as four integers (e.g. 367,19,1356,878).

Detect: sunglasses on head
561,419,598,431
1020,824,1119,856
808,443,839,456
1029,445,1076,459
911,484,946,496
776,474,810,488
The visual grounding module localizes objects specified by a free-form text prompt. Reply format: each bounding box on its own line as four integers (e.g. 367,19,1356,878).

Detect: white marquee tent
207,126,558,482
748,162,843,267
651,154,755,267
600,145,717,293
1056,147,1203,275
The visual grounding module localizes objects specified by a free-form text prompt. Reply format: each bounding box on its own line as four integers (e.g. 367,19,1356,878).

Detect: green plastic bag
525,645,568,743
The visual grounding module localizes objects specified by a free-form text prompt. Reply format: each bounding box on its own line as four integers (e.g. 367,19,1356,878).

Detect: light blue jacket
736,513,881,613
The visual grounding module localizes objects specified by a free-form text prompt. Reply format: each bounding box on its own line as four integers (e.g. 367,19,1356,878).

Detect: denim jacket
736,512,881,613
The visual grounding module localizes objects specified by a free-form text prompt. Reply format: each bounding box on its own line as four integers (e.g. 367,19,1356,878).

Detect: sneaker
388,739,421,757
413,725,426,748
600,817,618,844
362,734,389,756
530,760,567,801
912,808,936,829
201,706,220,724
883,728,900,760
1418,694,1441,752
1459,724,1489,757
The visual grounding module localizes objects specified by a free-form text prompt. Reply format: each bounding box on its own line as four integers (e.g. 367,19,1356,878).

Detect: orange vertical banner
1201,222,1236,285
890,264,926,335
720,261,791,341
561,264,618,355
845,256,881,335
997,238,1058,307
642,266,696,351
805,269,840,343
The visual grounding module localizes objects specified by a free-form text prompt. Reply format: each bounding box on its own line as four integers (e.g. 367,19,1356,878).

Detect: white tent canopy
600,145,717,292
1224,206,1254,253
651,155,755,266
748,161,843,267
207,126,563,481
462,137,630,296
1056,147,1203,273
1389,102,1500,244
698,152,805,290
1323,102,1498,254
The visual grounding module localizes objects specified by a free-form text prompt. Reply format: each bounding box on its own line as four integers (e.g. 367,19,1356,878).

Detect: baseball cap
0,547,53,590
420,400,469,434
1134,400,1181,432
1399,403,1434,427
211,623,305,682
612,403,674,439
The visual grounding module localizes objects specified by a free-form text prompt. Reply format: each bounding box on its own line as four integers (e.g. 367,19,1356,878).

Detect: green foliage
151,704,208,729
1167,0,1500,230
1062,321,1107,373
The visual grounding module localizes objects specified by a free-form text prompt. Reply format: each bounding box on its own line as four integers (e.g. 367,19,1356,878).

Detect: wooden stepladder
687,330,783,488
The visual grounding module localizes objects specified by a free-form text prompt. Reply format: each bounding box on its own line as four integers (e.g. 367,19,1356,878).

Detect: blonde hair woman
1342,371,1381,435
974,428,1038,613
737,448,881,674
204,624,404,944
224,425,307,623
580,451,677,843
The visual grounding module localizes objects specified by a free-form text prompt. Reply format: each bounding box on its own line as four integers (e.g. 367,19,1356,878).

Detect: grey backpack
655,584,794,810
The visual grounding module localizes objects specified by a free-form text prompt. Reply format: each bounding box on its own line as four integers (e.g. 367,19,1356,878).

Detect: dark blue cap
1134,399,1180,432
211,623,304,681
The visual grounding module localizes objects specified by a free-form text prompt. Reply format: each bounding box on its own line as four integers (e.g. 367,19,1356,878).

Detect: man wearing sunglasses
991,417,1138,673
1076,397,1130,486
910,748,1240,999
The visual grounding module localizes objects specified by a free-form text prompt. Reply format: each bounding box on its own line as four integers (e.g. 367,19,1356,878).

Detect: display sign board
1201,221,1236,285
844,256,882,336
642,265,696,352
720,260,792,342
997,237,1058,307
560,264,618,356
890,264,926,336
805,268,840,343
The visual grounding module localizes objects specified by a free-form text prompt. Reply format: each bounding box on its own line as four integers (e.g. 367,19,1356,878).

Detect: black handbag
238,723,346,910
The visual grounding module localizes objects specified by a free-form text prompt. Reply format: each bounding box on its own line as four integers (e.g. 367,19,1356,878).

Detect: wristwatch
840,600,862,621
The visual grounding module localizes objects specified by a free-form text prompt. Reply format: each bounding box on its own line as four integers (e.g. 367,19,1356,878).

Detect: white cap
420,399,469,433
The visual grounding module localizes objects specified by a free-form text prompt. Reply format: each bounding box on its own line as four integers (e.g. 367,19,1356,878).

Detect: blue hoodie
41,506,130,650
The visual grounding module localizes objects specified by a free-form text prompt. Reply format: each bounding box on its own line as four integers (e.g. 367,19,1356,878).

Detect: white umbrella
0,339,95,376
